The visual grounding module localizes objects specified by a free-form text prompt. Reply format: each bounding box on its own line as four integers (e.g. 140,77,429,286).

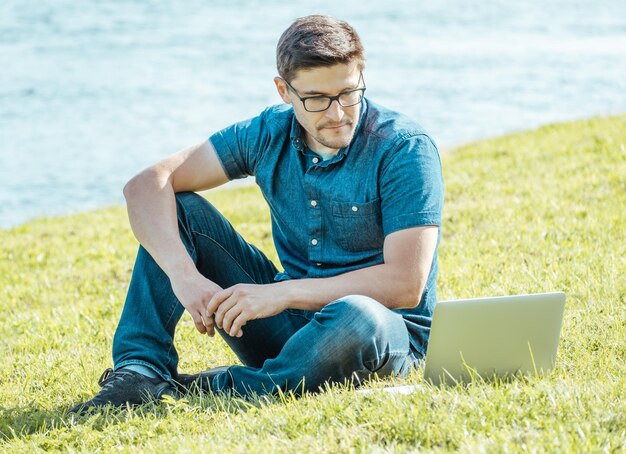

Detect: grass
1,114,625,452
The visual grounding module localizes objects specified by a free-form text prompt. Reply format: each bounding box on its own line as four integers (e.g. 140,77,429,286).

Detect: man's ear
274,77,291,104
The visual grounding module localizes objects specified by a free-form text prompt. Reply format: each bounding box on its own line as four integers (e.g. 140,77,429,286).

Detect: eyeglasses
283,73,366,112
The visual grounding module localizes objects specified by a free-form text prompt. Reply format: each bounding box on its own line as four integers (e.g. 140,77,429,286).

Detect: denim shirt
210,99,444,356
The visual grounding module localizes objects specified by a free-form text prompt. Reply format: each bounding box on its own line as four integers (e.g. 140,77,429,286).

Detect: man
71,14,443,413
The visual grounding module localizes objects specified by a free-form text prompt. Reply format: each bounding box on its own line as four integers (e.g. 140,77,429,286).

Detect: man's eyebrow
300,81,361,96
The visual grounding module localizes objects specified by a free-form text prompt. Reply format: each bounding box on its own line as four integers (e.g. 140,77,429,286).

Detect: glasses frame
283,73,366,112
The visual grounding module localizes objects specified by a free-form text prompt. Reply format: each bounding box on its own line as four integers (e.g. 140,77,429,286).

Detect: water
1,0,625,229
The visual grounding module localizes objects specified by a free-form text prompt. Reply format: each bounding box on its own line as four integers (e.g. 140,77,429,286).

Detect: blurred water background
1,0,625,229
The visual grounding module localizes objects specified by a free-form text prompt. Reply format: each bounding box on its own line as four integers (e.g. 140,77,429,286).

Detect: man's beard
313,120,356,150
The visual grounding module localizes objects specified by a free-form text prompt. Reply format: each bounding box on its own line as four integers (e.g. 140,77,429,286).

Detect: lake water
1,0,625,228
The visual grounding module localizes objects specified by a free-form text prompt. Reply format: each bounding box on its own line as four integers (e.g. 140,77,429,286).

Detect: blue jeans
113,192,419,396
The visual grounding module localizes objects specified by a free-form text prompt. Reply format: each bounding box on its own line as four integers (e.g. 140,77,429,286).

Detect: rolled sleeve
209,109,271,180
380,134,444,236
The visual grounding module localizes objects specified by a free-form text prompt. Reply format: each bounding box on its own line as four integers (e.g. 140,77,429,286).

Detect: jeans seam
162,296,181,368
176,205,198,262
191,229,260,284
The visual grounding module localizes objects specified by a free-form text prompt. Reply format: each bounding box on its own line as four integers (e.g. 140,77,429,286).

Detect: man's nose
325,99,344,122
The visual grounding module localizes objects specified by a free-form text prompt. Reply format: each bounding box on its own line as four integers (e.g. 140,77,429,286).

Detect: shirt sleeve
379,134,444,236
208,108,271,180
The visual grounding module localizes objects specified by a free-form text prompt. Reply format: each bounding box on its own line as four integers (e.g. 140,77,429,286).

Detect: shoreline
3,111,623,232
0,141,464,232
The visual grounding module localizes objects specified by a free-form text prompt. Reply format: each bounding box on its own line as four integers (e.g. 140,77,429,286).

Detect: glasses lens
301,88,365,112
338,90,364,107
303,97,331,112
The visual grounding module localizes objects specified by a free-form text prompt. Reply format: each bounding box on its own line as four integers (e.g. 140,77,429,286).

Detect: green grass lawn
1,114,625,452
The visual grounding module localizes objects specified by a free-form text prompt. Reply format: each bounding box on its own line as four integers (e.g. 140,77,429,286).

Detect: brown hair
276,15,365,82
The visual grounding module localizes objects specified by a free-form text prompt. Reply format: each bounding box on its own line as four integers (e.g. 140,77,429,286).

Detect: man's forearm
123,171,196,279
279,263,426,312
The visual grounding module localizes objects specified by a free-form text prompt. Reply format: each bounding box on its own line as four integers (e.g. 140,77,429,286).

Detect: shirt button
352,206,359,212
312,157,320,164
310,200,317,207
311,239,318,246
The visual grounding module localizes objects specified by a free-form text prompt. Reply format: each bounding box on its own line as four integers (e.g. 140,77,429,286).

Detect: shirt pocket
331,198,384,252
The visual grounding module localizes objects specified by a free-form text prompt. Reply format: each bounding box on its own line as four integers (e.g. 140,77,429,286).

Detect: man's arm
123,140,229,335
208,225,439,337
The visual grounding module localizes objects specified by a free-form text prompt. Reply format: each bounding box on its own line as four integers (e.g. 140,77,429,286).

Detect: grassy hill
1,114,624,452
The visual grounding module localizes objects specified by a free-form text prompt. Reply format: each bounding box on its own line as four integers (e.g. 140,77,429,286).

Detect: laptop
423,292,566,386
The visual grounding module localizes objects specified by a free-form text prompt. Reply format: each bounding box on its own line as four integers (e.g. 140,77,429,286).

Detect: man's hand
205,283,289,338
169,270,223,335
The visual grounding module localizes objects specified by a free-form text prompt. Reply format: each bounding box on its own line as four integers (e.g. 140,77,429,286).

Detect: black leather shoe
175,366,230,394
69,368,177,415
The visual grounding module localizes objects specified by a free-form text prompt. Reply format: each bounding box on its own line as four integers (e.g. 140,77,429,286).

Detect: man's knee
316,295,411,377
321,295,394,341
328,294,383,315
174,191,223,232
175,191,208,214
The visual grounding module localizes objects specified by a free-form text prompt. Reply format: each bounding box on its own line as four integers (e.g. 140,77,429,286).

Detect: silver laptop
424,292,566,386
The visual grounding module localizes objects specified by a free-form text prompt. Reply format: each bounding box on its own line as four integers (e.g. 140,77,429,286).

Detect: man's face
275,62,363,154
